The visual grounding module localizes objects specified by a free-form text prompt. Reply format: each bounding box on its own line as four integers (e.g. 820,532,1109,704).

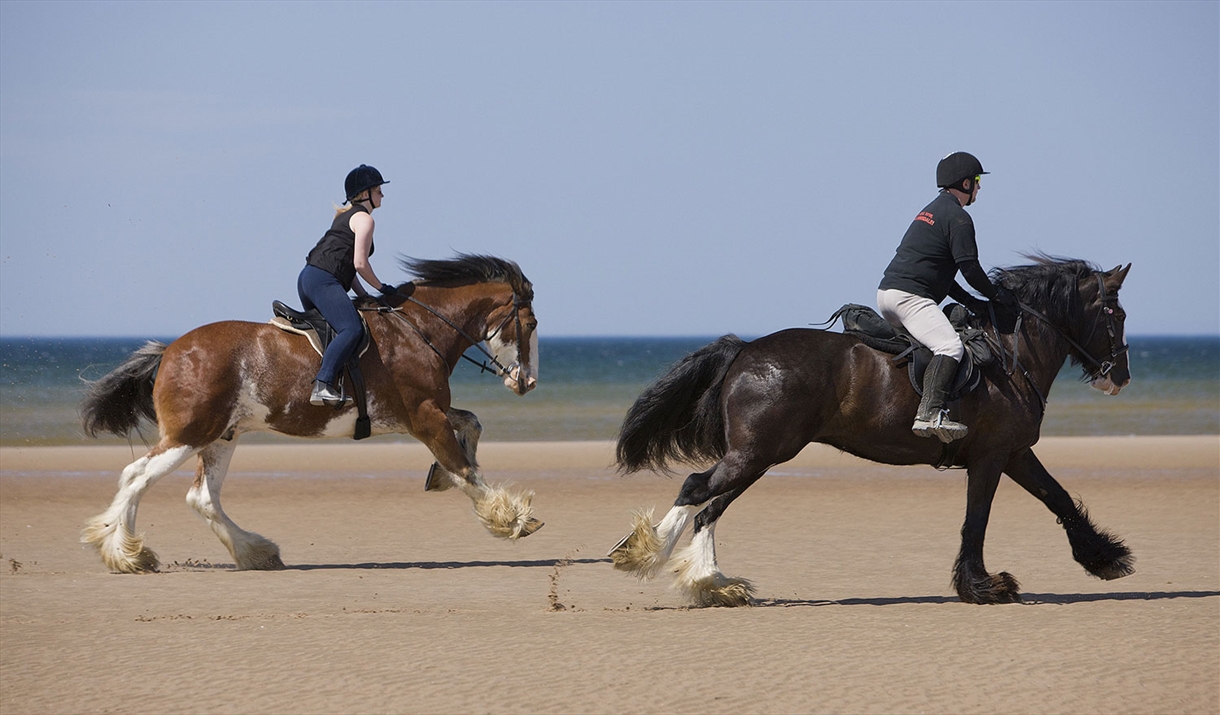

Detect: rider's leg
878,289,967,442
298,265,361,406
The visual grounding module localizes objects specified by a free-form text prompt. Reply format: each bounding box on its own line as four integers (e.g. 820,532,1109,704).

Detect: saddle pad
269,316,326,357
268,316,370,359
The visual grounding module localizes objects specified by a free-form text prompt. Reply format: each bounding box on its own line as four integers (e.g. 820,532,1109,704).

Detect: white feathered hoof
678,573,756,608
474,486,542,540
607,508,668,579
233,534,286,570
81,516,161,574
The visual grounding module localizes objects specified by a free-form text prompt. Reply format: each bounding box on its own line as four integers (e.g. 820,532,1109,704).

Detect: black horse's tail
80,341,165,438
616,334,748,474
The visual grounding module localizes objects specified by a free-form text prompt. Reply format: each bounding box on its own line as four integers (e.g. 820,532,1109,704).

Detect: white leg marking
82,445,196,573
609,504,701,579
671,521,756,607
185,441,283,570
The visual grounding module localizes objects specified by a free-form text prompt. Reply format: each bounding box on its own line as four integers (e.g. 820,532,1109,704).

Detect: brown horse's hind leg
185,440,284,570
1004,448,1134,581
81,442,197,573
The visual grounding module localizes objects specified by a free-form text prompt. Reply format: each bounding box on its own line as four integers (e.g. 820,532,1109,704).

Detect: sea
1,335,1217,447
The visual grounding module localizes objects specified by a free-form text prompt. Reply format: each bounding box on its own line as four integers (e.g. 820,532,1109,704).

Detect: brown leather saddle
270,300,373,440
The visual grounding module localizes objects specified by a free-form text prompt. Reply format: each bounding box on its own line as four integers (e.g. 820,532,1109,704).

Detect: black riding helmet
936,152,988,189
344,164,389,204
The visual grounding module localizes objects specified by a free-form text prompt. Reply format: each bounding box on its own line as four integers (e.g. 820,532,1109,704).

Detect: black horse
610,257,1134,606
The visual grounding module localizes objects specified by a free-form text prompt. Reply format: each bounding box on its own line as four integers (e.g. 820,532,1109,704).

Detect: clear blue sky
2,1,1216,338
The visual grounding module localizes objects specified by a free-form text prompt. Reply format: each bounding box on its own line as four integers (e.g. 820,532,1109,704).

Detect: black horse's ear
1105,263,1132,290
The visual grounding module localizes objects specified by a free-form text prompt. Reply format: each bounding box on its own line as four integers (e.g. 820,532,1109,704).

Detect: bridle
985,271,1127,415
368,292,530,393
1016,272,1128,380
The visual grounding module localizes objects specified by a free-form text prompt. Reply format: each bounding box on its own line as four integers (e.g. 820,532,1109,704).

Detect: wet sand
1,436,1217,714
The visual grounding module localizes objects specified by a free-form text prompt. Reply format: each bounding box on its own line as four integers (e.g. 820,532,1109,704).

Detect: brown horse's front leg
411,402,542,540
1004,448,1134,580
953,456,1021,604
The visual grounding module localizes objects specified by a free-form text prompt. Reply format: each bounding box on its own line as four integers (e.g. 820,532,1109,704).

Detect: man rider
877,151,1016,442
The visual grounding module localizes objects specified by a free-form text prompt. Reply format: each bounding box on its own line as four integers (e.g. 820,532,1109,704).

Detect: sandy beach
1,436,1217,714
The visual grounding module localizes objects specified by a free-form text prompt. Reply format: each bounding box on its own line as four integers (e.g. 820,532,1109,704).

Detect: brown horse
610,257,1134,606
81,254,541,573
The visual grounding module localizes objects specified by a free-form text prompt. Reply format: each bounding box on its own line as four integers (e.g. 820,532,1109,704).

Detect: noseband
1017,272,1128,379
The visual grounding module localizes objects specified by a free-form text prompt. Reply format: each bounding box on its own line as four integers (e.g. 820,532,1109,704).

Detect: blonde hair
332,203,355,218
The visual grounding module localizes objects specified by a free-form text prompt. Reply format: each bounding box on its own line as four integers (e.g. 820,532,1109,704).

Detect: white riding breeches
877,289,965,361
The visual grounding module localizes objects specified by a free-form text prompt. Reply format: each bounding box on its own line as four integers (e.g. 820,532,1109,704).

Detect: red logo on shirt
915,211,935,226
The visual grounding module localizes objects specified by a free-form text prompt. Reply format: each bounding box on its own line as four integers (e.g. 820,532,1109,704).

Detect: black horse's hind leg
608,451,771,604
664,486,758,607
954,457,1022,604
1004,448,1134,580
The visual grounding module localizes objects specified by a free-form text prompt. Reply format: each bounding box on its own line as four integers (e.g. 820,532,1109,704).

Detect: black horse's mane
991,253,1101,328
399,253,534,301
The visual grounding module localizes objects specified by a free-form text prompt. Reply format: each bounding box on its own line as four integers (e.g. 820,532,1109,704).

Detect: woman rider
877,151,1016,442
298,164,406,407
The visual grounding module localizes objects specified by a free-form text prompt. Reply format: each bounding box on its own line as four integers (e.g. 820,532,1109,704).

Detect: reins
362,293,525,386
985,271,1128,414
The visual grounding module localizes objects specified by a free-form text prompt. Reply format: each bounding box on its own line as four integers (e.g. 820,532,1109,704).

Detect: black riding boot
310,379,350,408
912,354,968,443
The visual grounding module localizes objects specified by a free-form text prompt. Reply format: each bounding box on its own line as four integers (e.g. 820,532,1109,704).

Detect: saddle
827,303,993,401
270,300,373,440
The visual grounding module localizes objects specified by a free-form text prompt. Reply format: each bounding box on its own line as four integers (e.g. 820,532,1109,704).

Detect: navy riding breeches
297,264,362,386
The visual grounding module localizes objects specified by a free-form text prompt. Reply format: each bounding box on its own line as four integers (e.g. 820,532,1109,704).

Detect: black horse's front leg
1004,448,1134,580
954,458,1022,604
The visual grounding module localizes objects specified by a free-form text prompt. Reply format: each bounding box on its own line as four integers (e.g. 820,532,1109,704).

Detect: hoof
955,570,1022,604
680,575,756,608
82,517,161,573
608,509,667,579
475,486,539,540
238,552,286,571
424,463,454,492
234,535,285,570
1075,531,1135,580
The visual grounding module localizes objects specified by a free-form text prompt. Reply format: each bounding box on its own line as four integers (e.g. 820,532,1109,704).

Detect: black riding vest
305,203,374,291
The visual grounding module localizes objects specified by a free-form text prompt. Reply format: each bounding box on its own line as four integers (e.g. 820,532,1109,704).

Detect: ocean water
0,335,1216,447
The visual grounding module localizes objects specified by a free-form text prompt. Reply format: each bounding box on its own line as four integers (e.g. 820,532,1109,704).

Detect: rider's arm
957,257,999,300
350,212,384,290
948,281,977,304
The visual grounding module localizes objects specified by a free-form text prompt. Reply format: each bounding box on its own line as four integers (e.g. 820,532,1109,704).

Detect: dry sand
1,436,1217,714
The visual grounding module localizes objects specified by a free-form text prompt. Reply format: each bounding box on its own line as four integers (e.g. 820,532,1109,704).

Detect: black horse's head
995,255,1132,395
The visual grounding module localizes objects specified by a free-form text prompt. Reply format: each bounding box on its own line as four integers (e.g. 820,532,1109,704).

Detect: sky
1,1,1216,338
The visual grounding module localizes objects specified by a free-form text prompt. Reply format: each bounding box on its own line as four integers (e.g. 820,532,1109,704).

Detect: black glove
379,281,415,298
992,285,1018,308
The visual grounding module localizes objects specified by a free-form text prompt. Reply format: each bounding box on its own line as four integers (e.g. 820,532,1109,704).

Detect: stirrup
310,380,350,408
912,411,968,443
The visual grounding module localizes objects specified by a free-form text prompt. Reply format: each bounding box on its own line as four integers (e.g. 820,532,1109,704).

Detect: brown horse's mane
398,254,533,301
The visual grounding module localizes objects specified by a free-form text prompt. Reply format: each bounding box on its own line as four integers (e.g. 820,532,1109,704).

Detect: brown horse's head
487,296,539,395
402,253,538,395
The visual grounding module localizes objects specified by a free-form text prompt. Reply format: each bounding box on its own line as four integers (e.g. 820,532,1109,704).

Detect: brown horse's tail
80,341,165,438
615,335,747,474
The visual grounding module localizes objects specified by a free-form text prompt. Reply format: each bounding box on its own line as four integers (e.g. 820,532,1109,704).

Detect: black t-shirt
305,203,374,291
878,190,978,303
